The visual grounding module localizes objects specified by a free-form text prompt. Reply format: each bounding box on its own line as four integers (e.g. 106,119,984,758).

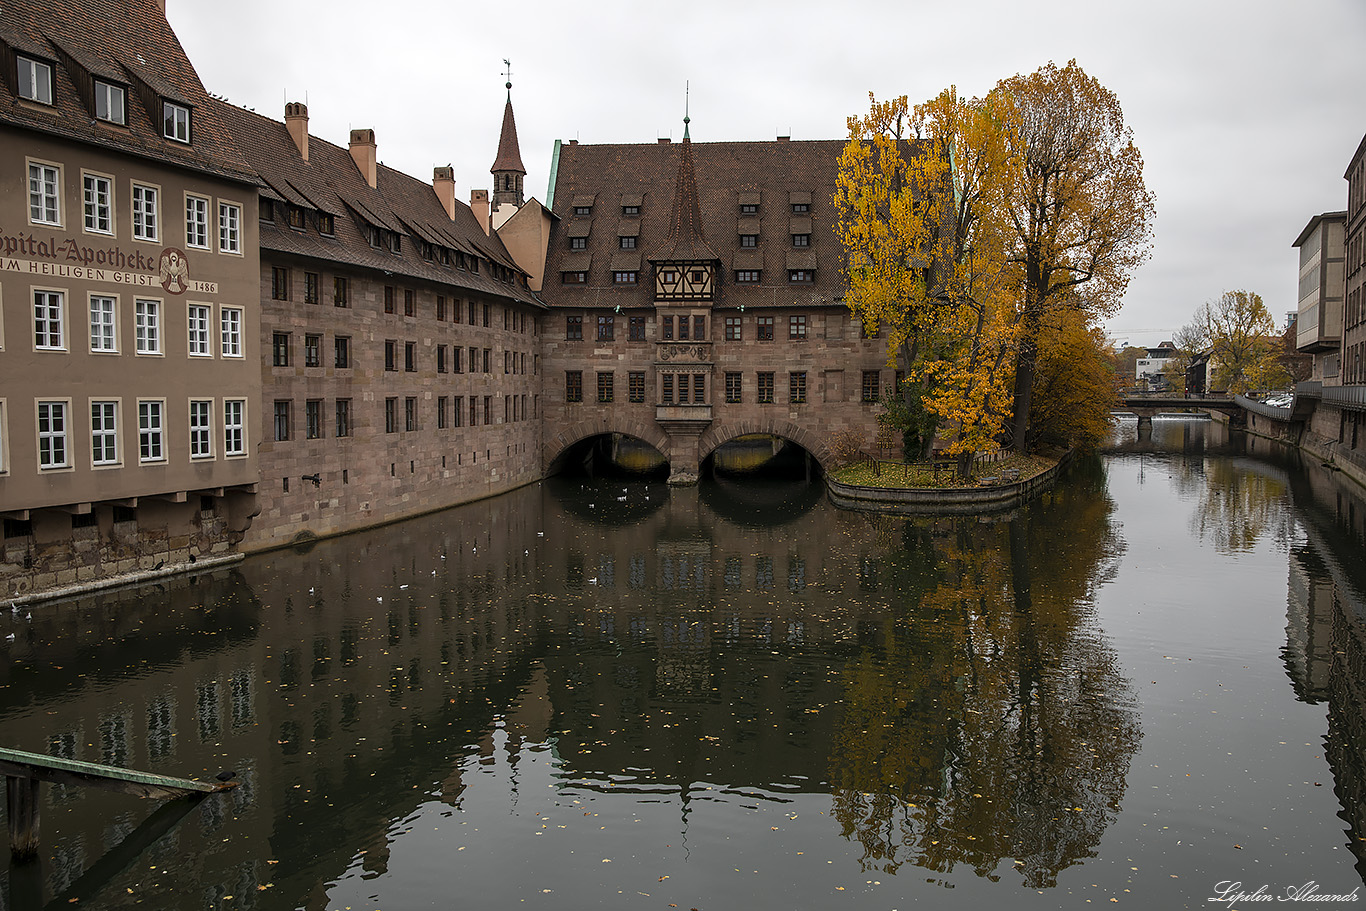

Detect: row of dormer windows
569,201,812,218
15,53,192,144
259,199,524,287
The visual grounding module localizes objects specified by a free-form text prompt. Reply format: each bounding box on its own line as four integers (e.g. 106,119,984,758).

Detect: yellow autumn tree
990,61,1155,451
835,88,1019,475
1028,307,1119,452
1196,289,1284,393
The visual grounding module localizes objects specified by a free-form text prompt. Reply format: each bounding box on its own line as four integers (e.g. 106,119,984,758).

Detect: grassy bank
831,452,1057,490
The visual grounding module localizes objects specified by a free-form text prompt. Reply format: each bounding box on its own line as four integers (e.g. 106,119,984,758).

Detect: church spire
491,61,526,208
651,102,718,264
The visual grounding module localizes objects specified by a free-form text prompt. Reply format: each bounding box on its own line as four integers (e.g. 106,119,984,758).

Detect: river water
1,418,1363,910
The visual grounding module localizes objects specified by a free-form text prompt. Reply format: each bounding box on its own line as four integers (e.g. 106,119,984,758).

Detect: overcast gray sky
170,0,1366,349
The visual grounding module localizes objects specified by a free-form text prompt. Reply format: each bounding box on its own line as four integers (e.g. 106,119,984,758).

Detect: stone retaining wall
825,454,1071,516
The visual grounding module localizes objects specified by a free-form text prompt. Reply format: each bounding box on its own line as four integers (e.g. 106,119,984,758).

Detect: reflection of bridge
1116,394,1243,429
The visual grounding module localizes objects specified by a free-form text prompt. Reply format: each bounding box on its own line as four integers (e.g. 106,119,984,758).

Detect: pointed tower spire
651,98,718,263
491,61,526,209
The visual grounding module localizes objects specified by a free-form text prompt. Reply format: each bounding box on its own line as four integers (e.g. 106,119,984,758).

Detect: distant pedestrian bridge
1115,394,1242,427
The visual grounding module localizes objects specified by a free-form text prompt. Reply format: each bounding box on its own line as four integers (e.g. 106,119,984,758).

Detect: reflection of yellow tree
829,461,1139,887
1187,460,1292,554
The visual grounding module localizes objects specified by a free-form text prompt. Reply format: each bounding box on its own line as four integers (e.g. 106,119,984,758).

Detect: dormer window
570,237,586,250
17,56,53,104
318,212,335,235
620,236,636,250
791,203,810,213
562,271,587,284
740,203,758,215
387,231,401,254
287,206,305,230
163,101,190,143
573,206,591,216
792,234,810,247
622,205,640,216
260,199,275,222
94,81,126,124
740,235,758,248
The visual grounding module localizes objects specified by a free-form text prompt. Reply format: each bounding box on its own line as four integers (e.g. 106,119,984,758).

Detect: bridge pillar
656,420,708,487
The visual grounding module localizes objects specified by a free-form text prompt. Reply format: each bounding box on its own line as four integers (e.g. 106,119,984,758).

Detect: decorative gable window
163,101,191,143
17,56,53,104
94,81,126,124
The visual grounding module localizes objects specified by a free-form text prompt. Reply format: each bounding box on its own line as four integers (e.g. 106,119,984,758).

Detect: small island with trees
827,60,1155,502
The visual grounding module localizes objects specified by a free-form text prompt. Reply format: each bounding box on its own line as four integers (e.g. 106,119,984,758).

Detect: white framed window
90,400,119,466
138,400,164,462
132,184,158,241
33,289,64,350
83,173,113,234
94,80,125,124
163,101,190,143
37,400,69,469
17,56,53,104
135,299,160,354
220,307,243,357
187,304,211,356
185,195,209,249
89,294,117,352
189,400,212,459
223,399,246,456
218,202,241,254
28,162,61,225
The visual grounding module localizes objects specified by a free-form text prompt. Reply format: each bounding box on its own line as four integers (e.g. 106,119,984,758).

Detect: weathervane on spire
503,58,513,95
683,81,691,140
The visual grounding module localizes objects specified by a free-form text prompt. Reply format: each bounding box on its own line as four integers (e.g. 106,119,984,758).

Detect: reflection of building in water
1282,455,1366,879
1285,544,1335,701
0,484,553,906
0,474,1139,901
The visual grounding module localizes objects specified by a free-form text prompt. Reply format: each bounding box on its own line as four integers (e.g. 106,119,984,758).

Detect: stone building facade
539,128,894,483
1295,134,1366,486
212,100,545,551
0,0,261,598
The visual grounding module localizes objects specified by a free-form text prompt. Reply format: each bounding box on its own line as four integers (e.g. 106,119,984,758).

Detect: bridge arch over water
544,420,671,474
699,420,832,473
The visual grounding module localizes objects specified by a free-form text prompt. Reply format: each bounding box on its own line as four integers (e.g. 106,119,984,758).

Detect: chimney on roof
471,189,490,235
349,129,378,189
657,137,671,144
284,102,309,162
433,166,457,221
776,135,791,142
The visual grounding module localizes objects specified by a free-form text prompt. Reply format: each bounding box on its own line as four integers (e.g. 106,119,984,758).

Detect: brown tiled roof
491,95,526,175
649,135,719,263
213,100,539,305
545,138,855,309
0,0,256,184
